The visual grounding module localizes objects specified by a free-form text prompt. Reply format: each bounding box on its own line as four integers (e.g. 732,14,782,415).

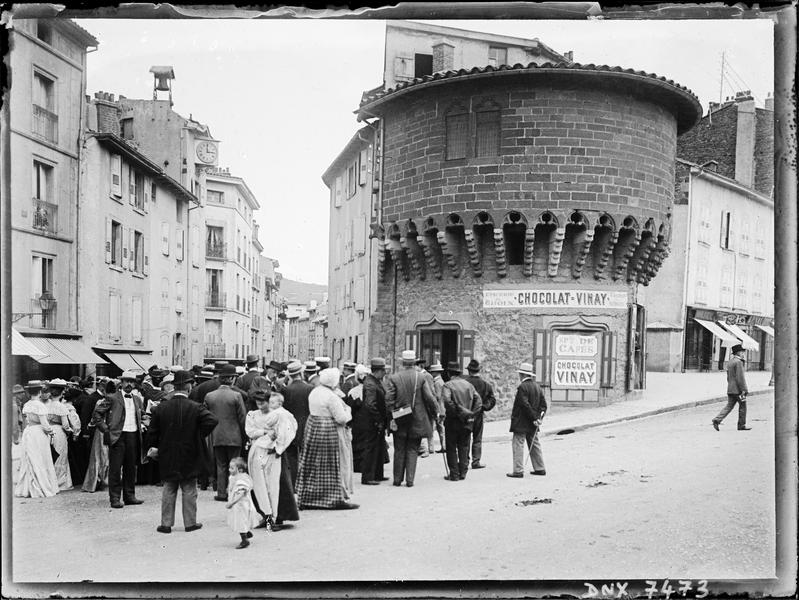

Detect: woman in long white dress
14,381,59,498
44,379,74,491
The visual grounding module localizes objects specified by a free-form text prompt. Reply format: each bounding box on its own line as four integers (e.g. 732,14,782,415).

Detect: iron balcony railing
32,198,58,234
29,297,57,330
205,290,226,309
32,105,58,144
206,242,226,259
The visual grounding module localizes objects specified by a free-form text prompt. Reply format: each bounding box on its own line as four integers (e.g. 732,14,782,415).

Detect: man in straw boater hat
440,361,481,481
507,362,548,478
90,370,146,507
303,360,320,386
281,360,313,486
712,343,751,431
463,359,496,470
384,350,439,487
146,369,218,534
340,361,358,396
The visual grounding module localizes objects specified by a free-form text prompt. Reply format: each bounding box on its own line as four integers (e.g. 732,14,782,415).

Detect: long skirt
82,429,109,492
51,426,73,491
248,448,300,522
295,415,347,509
68,435,86,486
338,426,354,499
14,425,59,498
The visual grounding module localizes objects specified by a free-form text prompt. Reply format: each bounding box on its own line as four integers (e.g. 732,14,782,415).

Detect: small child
225,457,260,549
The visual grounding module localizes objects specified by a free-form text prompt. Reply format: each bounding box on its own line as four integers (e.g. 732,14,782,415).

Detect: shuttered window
531,329,552,386
600,331,617,388
445,112,469,160
475,109,501,157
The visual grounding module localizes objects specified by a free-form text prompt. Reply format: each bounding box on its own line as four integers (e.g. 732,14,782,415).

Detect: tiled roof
358,61,702,133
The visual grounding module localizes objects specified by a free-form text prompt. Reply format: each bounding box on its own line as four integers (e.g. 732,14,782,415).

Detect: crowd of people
12,351,549,548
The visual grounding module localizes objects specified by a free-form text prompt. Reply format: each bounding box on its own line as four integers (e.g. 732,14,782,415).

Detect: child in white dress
225,458,260,549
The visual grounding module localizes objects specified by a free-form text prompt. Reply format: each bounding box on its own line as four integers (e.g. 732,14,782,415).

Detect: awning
694,318,739,344
24,336,108,364
12,328,48,357
717,321,761,351
103,353,152,372
755,324,775,337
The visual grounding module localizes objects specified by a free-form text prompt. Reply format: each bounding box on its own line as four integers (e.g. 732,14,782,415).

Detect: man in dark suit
235,354,261,404
441,361,482,481
146,370,218,534
357,358,389,485
91,370,145,508
507,362,548,478
281,360,312,486
713,343,751,431
384,350,439,487
204,364,247,501
190,361,225,404
463,359,496,470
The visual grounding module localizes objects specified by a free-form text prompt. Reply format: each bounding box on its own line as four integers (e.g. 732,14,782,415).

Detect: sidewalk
481,370,774,443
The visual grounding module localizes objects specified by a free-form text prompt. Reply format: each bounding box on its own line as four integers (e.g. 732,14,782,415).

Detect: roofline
92,133,198,205
357,62,703,134
321,125,375,186
687,164,773,207
387,20,566,60
8,10,99,47
206,172,260,210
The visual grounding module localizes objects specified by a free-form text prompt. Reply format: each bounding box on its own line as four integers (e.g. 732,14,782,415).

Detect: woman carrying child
225,457,260,549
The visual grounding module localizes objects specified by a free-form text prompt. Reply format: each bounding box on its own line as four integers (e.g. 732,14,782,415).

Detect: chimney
433,41,455,72
734,94,756,188
564,50,573,62
93,91,120,136
764,92,774,111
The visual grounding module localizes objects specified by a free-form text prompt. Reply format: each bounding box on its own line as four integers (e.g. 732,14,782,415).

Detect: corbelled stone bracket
463,229,482,277
572,228,595,279
613,230,641,281
493,228,507,278
400,236,425,281
522,228,536,277
417,234,442,280
593,229,617,281
437,230,461,278
547,227,566,277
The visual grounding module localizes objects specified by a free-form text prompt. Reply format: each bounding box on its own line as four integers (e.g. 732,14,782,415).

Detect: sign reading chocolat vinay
482,289,628,310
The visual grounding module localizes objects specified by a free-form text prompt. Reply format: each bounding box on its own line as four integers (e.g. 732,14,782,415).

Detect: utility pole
718,51,725,104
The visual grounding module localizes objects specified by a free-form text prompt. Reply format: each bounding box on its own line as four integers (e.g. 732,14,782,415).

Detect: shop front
683,307,773,372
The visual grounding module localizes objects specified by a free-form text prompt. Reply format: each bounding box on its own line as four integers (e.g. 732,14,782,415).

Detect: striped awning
103,353,152,372
717,321,761,351
11,328,47,357
755,324,774,337
694,318,739,344
23,336,107,364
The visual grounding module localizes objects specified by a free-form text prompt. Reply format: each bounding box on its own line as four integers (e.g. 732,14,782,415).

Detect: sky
72,15,775,284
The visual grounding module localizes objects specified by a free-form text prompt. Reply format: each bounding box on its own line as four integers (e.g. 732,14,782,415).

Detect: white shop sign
555,334,598,357
483,289,628,310
552,359,597,388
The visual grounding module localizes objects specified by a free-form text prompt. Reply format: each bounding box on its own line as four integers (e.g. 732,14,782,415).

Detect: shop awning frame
717,321,761,351
694,318,739,345
21,336,108,364
11,328,48,357
102,353,153,372
754,324,775,337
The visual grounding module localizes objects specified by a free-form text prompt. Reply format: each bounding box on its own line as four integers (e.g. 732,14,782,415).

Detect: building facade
203,168,260,363
7,18,104,381
646,93,774,372
355,59,702,412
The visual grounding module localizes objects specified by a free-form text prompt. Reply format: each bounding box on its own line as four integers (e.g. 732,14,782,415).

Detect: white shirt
122,393,138,432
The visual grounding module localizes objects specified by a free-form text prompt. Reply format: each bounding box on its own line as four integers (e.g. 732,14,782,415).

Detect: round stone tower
358,62,702,409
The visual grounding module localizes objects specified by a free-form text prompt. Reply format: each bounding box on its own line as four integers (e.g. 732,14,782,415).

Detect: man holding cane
507,362,547,479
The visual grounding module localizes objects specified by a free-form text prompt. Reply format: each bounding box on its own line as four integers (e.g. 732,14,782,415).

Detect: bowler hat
517,362,536,377
245,354,260,365
218,364,238,377
268,360,283,372
213,361,229,372
13,384,25,394
428,361,444,373
401,350,416,363
287,360,303,376
446,361,462,374
370,357,387,370
466,359,481,372
173,370,195,386
731,344,745,354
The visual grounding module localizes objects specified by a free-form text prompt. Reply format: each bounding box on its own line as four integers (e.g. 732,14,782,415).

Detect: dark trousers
214,445,241,498
445,420,471,479
714,394,747,429
392,431,421,485
160,478,198,528
359,428,385,483
470,412,484,466
109,431,139,502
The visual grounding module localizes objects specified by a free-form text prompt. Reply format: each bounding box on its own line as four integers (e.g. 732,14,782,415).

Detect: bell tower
149,65,175,105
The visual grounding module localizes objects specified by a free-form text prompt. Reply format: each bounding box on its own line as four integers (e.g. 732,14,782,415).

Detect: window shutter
176,281,184,312
334,176,342,208
359,149,368,185
532,329,552,386
143,177,150,212
191,225,200,267
128,228,136,271
111,155,121,197
128,166,135,205
143,235,149,276
600,331,618,388
354,276,365,310
121,226,129,270
105,218,112,263
459,329,475,372
161,222,170,255
176,226,184,261
727,213,736,251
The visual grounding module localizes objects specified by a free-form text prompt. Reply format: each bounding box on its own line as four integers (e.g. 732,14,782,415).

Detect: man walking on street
441,362,481,481
507,362,547,478
146,370,218,534
91,370,145,508
463,359,496,469
384,350,439,487
357,358,389,485
281,360,312,486
712,344,751,431
204,364,247,501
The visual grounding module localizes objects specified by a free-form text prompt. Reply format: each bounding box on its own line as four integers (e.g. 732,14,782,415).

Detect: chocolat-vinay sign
482,289,628,310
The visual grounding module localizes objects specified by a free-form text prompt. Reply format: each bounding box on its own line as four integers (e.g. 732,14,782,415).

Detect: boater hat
517,362,536,377
120,370,139,381
401,350,416,364
287,361,303,376
25,380,45,391
342,361,357,372
303,360,319,374
48,378,68,389
428,362,444,373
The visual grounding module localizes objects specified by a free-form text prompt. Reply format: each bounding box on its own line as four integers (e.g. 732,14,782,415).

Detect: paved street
11,393,774,584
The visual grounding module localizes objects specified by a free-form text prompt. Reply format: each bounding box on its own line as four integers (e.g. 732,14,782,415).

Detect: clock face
196,141,218,164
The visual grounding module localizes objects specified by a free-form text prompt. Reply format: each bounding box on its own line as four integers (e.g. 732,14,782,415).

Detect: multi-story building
7,17,105,382
645,92,774,372
258,255,285,365
79,94,199,373
203,167,260,363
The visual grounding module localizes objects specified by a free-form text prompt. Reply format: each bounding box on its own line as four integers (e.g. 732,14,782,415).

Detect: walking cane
523,424,540,470
436,418,449,477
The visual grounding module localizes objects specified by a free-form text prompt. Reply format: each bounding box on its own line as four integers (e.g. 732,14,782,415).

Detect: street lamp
12,291,56,323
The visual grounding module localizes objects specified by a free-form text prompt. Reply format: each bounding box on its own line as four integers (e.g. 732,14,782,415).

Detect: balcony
204,342,226,358
206,242,227,260
32,105,58,144
28,297,57,330
205,290,226,309
32,198,58,235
